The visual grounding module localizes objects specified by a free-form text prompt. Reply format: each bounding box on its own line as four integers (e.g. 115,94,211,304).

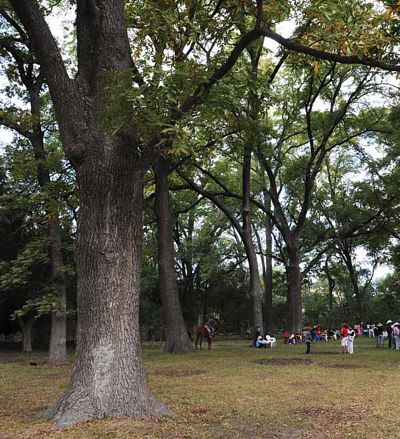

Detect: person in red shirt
340,324,349,353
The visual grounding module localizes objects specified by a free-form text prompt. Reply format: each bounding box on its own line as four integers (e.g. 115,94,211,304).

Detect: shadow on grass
255,358,313,366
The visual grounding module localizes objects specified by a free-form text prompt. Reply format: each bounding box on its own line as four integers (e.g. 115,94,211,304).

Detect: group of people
338,324,356,354
307,320,400,354
255,319,400,353
300,325,356,354
371,320,400,350
300,323,357,354
349,321,400,349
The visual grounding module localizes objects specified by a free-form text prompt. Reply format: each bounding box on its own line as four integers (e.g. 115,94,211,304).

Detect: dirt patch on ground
325,364,367,369
314,351,340,355
150,369,207,377
255,358,313,366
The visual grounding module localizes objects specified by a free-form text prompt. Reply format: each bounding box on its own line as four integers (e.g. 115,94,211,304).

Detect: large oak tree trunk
10,0,170,427
45,149,169,427
154,158,194,354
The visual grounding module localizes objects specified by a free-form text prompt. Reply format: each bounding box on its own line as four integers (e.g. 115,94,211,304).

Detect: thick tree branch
301,243,334,278
261,28,400,72
0,108,32,138
177,28,262,117
176,170,246,241
8,0,72,93
0,9,28,42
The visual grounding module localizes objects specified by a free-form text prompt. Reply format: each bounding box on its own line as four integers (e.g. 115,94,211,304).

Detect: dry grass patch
0,338,400,438
150,369,207,377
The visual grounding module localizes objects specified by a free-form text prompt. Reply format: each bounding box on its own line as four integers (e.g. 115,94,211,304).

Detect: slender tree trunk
47,217,68,364
42,143,169,427
254,221,273,335
242,143,264,343
287,237,303,333
154,158,194,354
241,40,265,344
339,244,362,316
29,87,68,365
181,211,197,328
244,235,264,339
325,259,335,312
263,193,273,334
18,316,34,353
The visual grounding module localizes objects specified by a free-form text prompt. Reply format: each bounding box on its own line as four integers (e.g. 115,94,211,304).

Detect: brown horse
195,320,218,350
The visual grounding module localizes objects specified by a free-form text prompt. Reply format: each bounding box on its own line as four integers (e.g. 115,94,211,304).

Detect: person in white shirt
393,323,400,351
347,328,355,354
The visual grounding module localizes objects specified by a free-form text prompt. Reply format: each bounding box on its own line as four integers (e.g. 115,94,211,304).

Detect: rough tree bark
44,153,169,427
154,157,194,354
9,0,169,427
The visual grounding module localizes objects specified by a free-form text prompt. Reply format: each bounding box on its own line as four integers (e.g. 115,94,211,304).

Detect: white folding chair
265,335,276,348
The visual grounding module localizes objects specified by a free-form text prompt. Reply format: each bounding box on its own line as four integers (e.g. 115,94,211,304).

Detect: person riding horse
195,319,218,350
205,319,217,336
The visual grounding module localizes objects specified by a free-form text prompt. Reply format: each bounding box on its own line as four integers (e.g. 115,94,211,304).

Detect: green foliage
0,236,49,291
299,0,398,58
2,0,400,339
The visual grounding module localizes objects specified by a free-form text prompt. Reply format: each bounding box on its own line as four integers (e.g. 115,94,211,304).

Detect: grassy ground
0,337,399,439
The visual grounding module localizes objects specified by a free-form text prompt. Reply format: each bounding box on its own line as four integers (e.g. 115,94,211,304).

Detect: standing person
341,324,349,354
303,326,312,354
310,326,317,342
316,326,322,342
376,323,384,348
392,322,397,350
368,324,374,338
386,320,393,349
347,327,355,354
357,323,361,337
393,323,400,351
373,323,379,347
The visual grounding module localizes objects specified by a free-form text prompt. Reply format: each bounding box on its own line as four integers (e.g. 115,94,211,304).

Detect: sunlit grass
0,337,399,438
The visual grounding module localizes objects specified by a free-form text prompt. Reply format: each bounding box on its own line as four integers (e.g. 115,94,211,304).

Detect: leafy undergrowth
1,338,400,438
